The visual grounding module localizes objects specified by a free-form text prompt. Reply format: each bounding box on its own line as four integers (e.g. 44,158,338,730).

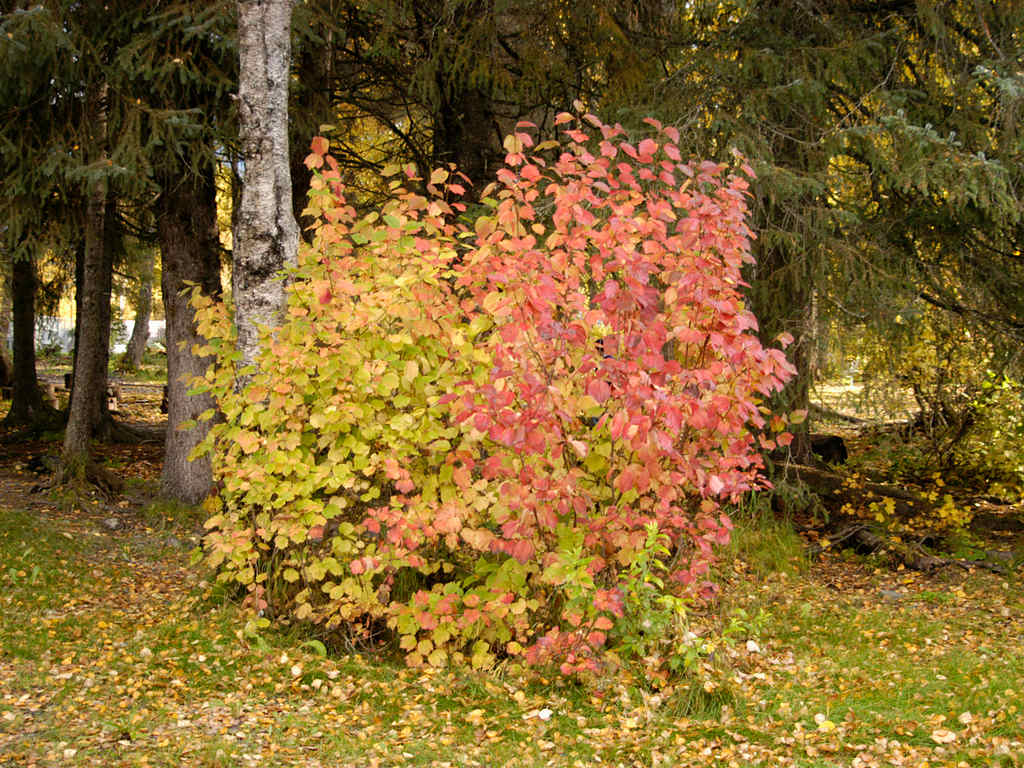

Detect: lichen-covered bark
157,164,222,504
234,0,298,378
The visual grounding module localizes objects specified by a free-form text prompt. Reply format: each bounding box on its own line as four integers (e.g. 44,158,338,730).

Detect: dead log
776,463,1016,574
807,524,1010,574
777,463,925,518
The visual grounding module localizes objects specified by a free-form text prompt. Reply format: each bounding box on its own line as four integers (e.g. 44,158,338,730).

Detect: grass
1,498,1022,767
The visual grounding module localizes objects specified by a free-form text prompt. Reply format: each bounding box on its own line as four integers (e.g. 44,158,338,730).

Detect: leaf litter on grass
0,463,1022,767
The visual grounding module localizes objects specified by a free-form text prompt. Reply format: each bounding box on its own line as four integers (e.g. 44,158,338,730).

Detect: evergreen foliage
287,0,673,201
607,0,1023,421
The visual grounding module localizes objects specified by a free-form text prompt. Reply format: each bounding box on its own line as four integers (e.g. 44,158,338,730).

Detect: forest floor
0,391,1023,767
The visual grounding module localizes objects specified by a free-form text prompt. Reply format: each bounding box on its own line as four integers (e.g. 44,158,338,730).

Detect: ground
0,431,1021,767
1,371,1023,766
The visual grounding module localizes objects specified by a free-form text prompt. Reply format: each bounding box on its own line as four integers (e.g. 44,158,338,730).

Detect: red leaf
586,378,611,403
638,138,658,158
310,136,329,155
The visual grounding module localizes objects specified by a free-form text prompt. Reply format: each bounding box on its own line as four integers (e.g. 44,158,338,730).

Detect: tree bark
3,254,49,425
750,242,817,461
0,264,11,388
424,0,501,198
123,249,155,369
778,463,926,518
157,163,222,504
432,84,499,198
290,21,334,242
63,171,112,464
234,0,298,379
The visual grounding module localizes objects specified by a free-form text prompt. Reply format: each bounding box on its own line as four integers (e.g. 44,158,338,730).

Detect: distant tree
1,1,235,495
0,5,78,428
61,35,118,470
3,254,51,425
121,249,156,370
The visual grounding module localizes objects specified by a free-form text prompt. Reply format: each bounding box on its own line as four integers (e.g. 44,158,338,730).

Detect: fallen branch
809,524,1010,574
779,462,925,517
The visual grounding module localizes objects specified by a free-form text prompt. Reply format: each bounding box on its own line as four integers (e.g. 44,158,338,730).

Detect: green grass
1,501,1022,767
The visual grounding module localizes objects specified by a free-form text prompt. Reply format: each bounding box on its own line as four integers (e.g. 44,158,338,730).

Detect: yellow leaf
403,360,419,386
482,291,503,313
236,431,260,454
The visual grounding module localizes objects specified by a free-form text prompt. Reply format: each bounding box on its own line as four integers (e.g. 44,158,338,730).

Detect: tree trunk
123,249,155,369
64,174,111,465
0,264,11,388
157,163,222,504
750,242,817,462
3,254,49,425
418,0,500,198
290,22,333,242
234,0,298,379
73,238,83,370
433,84,499,197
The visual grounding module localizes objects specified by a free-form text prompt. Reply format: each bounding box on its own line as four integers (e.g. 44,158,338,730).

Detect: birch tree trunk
234,0,298,378
158,164,222,504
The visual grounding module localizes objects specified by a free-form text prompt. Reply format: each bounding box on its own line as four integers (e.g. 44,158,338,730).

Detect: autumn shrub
191,114,794,676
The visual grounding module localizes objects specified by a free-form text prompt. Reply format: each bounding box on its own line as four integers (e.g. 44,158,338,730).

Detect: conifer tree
116,1,236,501
613,0,1023,445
